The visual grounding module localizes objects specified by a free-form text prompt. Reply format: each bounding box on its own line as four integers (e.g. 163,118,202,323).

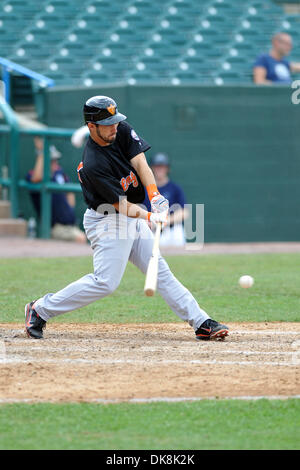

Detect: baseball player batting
25,96,229,341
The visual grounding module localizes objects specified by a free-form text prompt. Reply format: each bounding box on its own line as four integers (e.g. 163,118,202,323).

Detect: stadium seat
41,0,81,18
125,70,160,84
141,42,184,59
0,0,299,86
24,29,64,46
81,70,119,86
1,0,41,18
32,14,70,32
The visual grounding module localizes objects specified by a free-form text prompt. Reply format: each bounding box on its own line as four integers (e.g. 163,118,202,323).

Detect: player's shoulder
83,137,100,162
82,139,98,171
117,120,133,138
116,121,141,147
82,138,111,174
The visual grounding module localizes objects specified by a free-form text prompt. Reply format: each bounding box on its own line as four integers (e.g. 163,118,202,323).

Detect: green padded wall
39,84,300,243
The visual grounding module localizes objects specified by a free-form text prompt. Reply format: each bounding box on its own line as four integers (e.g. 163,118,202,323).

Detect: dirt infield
0,322,299,403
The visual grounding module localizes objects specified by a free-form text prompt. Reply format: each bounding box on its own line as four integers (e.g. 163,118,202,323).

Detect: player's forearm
130,153,158,199
113,200,150,220
139,165,156,188
137,164,158,199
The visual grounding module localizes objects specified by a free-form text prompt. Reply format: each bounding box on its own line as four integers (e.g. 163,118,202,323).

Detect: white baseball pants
34,209,209,331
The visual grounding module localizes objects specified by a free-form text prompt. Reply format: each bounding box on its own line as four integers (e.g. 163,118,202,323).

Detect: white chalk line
233,330,300,336
0,357,299,366
1,328,299,366
0,395,299,405
2,345,298,356
1,329,300,340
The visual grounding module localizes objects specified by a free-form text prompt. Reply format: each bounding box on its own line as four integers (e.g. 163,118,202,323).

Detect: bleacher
0,0,300,86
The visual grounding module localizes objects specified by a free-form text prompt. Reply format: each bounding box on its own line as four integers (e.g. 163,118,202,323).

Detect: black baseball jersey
77,121,151,211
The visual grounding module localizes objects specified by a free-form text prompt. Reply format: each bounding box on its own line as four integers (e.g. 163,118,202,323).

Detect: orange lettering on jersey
126,175,131,188
77,161,83,183
120,171,139,192
130,171,138,187
120,177,128,192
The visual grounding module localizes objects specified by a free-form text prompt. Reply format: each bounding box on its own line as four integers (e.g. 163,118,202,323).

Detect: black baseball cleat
25,301,46,339
195,319,229,341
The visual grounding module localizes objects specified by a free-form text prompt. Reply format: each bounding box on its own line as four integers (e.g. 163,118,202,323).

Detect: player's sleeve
85,168,125,204
122,122,151,160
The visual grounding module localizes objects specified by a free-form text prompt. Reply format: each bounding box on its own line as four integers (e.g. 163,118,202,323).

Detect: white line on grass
0,395,299,404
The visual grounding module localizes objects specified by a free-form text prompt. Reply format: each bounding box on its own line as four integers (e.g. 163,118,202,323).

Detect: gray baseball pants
34,209,209,331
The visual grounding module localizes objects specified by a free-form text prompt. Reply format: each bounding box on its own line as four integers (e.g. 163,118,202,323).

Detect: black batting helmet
83,95,127,126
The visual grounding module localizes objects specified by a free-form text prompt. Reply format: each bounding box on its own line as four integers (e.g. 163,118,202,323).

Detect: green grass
0,400,299,450
0,253,299,323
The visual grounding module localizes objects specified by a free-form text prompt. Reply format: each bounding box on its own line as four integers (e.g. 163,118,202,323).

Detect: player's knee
94,275,120,295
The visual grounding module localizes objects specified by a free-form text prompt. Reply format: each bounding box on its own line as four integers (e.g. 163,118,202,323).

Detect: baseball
239,275,254,288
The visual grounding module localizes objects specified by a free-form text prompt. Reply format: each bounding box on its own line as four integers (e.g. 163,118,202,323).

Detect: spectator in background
143,152,189,246
253,32,300,84
26,137,86,243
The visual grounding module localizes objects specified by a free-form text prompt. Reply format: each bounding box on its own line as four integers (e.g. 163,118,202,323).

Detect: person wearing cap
24,96,229,343
26,137,86,243
143,152,188,246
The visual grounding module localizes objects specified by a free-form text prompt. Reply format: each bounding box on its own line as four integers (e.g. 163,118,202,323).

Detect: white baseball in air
239,275,254,288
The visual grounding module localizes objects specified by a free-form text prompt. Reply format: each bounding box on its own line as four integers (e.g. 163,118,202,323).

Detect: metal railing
0,98,82,239
0,56,55,104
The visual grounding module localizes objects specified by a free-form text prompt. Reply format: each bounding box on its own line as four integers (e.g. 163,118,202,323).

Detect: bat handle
152,222,162,255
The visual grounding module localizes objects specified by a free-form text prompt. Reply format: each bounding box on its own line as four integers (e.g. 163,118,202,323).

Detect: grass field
1,400,299,450
1,253,300,323
0,253,299,450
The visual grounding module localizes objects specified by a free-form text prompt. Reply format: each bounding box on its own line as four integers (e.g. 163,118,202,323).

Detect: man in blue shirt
143,152,189,246
253,32,300,84
26,137,86,243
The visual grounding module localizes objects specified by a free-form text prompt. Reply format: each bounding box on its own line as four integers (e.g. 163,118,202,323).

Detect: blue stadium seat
0,0,298,86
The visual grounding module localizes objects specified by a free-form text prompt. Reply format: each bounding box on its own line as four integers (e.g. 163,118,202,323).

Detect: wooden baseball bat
144,222,162,296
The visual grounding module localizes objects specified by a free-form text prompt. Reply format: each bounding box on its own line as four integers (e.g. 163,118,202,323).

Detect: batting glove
149,210,168,227
151,194,169,213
